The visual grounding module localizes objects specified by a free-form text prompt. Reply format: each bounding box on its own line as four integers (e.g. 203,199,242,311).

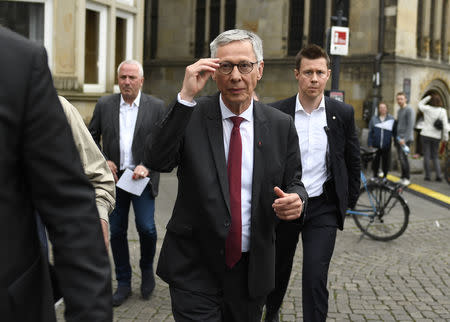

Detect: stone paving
57,170,450,321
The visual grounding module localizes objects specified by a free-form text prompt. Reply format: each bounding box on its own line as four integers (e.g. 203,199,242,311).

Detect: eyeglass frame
217,61,259,75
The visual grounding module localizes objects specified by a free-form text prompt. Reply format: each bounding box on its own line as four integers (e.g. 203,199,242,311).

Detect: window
288,0,304,56
209,0,220,47
0,0,53,67
309,0,326,47
224,0,236,30
84,2,107,93
114,10,134,91
195,0,236,58
144,0,159,60
195,0,206,57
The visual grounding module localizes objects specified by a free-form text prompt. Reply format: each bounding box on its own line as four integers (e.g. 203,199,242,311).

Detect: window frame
113,9,134,93
83,1,107,93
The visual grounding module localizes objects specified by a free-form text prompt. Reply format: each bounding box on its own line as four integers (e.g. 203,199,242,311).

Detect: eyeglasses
300,70,328,79
218,61,258,75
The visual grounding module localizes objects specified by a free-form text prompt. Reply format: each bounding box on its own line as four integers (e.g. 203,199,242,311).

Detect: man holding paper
89,60,165,306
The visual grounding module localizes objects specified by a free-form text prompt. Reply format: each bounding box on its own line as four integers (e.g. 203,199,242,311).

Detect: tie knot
230,116,244,128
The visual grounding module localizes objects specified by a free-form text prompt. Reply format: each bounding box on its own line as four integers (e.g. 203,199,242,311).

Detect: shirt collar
120,91,141,107
219,93,254,122
295,93,326,114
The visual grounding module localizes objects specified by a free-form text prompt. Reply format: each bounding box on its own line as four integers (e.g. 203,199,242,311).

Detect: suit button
224,220,230,227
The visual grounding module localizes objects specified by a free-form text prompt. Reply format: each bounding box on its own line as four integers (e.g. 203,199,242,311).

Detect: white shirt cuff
177,93,196,107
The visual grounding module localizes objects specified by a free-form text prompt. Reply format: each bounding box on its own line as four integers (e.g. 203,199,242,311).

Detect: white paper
375,119,395,131
116,168,150,196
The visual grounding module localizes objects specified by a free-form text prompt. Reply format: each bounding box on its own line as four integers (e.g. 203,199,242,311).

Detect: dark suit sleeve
23,47,112,321
283,116,308,208
88,101,103,149
344,107,361,209
145,100,193,172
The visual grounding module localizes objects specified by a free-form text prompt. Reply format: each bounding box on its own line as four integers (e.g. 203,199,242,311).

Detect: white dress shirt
176,93,254,252
119,91,141,170
295,94,328,197
220,95,254,253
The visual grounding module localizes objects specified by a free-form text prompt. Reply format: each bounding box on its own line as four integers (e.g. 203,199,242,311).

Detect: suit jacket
89,93,165,197
0,27,112,321
270,95,360,229
144,93,307,298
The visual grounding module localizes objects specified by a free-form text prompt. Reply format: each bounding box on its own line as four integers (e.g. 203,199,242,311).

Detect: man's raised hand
179,58,220,102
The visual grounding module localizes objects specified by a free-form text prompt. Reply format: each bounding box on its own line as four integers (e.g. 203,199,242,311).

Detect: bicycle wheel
352,183,410,241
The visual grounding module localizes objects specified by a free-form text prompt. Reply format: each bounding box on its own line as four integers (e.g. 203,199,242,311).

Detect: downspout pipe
372,0,385,117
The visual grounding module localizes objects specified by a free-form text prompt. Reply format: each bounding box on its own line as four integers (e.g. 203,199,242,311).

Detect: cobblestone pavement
57,171,450,321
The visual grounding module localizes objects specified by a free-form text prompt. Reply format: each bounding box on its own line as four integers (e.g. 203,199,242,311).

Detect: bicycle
346,147,410,241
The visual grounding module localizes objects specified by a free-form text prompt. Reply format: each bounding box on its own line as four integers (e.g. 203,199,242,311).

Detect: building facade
1,0,449,129
1,0,145,122
143,0,450,131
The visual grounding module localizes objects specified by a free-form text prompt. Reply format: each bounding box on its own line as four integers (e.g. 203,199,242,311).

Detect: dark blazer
144,93,308,298
89,93,165,197
0,27,112,321
270,95,360,229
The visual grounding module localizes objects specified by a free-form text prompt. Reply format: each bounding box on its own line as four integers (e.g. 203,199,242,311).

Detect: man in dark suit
89,60,165,306
265,44,361,322
0,26,112,321
144,29,308,322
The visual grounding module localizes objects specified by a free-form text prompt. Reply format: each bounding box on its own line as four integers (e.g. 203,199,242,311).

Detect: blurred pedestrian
368,102,395,178
395,92,415,186
145,29,307,322
0,26,112,322
89,60,165,306
418,93,449,181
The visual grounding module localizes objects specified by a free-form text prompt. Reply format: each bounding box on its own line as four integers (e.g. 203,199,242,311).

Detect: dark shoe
141,270,155,300
112,285,131,307
424,177,431,181
436,177,442,182
265,310,280,322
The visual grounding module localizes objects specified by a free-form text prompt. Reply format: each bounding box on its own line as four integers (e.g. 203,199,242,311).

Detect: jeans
110,184,157,287
372,148,391,178
421,136,442,179
395,140,411,179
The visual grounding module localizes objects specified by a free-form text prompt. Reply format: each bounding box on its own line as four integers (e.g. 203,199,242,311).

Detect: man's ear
257,61,264,80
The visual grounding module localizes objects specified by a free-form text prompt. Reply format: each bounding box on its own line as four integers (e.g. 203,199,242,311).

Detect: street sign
330,26,349,56
326,90,345,102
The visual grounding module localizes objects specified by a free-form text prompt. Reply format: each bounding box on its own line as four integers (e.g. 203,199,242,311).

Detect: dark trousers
110,184,157,287
421,135,442,179
266,191,339,322
372,148,391,178
169,253,265,322
395,140,411,179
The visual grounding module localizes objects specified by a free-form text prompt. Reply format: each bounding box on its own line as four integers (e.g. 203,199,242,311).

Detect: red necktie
226,116,244,268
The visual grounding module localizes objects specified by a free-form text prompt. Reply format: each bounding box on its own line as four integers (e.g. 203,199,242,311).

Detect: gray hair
117,59,144,77
210,29,264,62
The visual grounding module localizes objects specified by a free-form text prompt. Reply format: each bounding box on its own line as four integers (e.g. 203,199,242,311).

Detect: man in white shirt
265,44,360,322
89,60,165,306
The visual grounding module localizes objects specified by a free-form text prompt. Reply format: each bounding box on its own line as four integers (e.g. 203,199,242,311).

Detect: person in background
418,93,449,181
264,44,360,322
89,60,165,306
368,102,395,178
0,26,112,322
395,92,415,186
144,29,307,322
